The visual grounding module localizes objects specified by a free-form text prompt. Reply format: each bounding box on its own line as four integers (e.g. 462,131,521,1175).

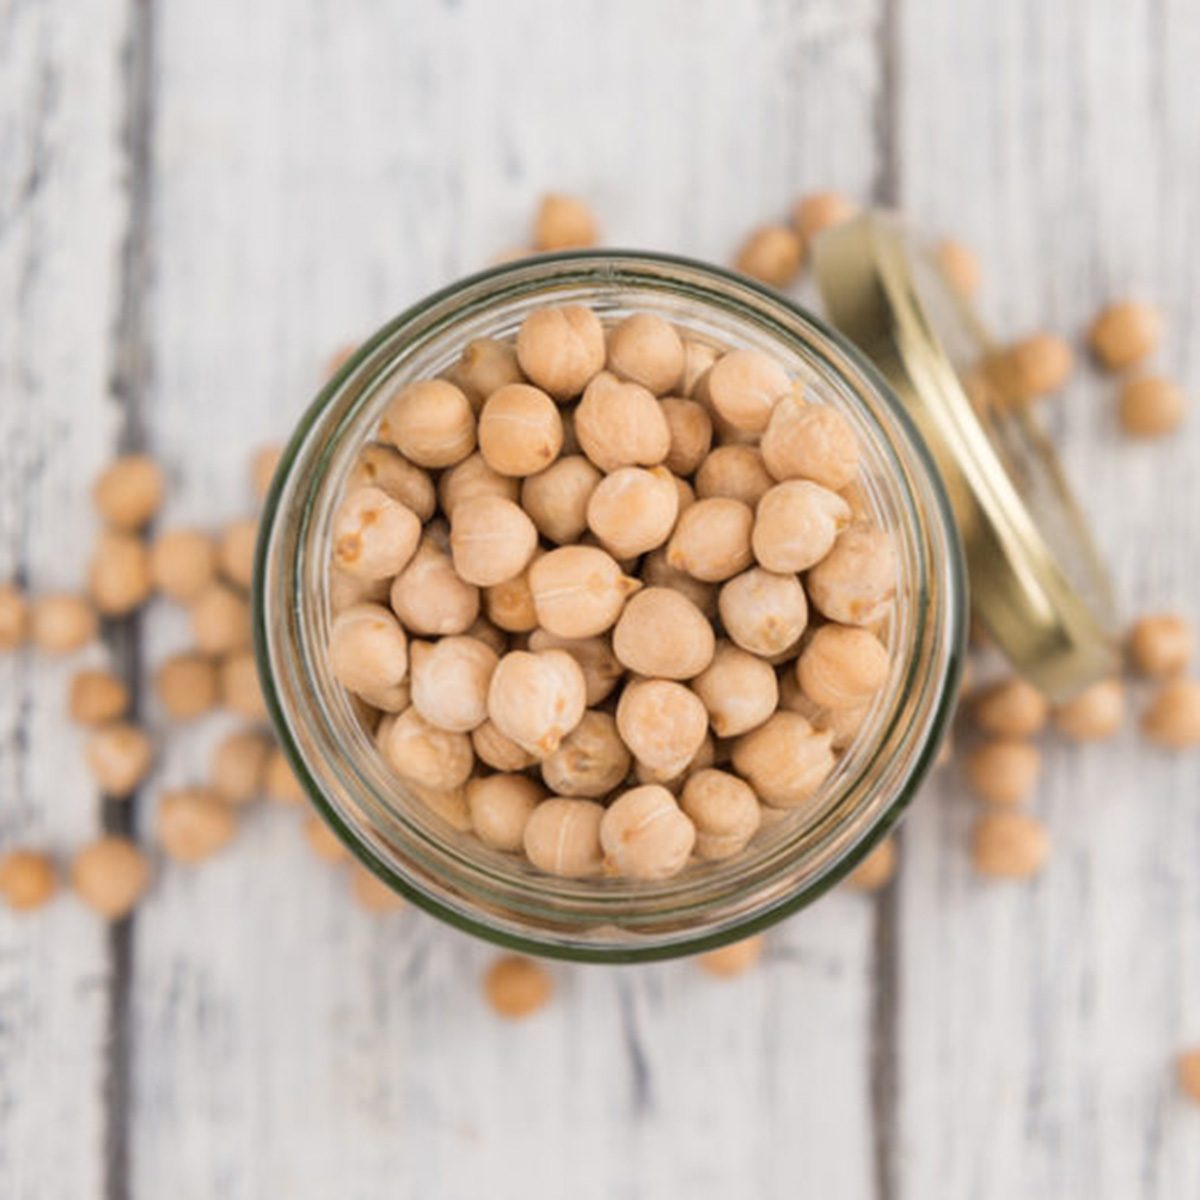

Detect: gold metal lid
813,211,1118,700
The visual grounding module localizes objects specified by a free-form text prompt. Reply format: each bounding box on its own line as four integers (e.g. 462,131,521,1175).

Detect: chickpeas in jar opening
256,252,964,961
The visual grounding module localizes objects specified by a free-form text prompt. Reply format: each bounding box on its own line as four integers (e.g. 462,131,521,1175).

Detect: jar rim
254,249,967,962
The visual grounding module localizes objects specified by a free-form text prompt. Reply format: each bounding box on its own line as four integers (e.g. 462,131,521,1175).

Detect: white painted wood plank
130,2,887,1198
0,1,135,1197
895,2,1200,1197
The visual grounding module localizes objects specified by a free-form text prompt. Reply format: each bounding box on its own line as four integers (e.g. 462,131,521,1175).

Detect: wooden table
2,1,1199,1196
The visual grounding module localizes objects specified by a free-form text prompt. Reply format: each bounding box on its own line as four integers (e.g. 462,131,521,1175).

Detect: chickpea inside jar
257,246,968,961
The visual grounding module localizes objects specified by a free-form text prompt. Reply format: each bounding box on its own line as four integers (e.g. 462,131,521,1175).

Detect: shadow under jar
254,251,966,962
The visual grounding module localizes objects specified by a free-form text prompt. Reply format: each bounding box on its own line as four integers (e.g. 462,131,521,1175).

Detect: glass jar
255,250,966,962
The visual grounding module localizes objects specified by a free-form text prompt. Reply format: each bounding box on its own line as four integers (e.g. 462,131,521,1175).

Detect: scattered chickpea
1141,679,1200,749
529,545,640,638
217,517,258,590
532,193,598,251
706,349,791,434
541,710,630,798
934,238,980,298
329,603,409,711
449,337,525,411
526,629,624,706
607,313,685,395
616,678,708,782
350,864,407,914
515,305,606,400
1053,678,1125,742
30,594,97,654
348,443,438,521
964,739,1041,806
1119,375,1186,438
331,485,421,581
0,850,57,911
410,636,498,732
734,225,803,287
698,934,765,978
694,444,775,508
0,583,28,650
484,954,554,1019
1000,333,1074,401
574,373,671,471
85,722,153,798
93,454,164,530
660,397,713,476
466,773,545,852
211,729,271,804
478,383,564,477
641,548,717,617
523,796,605,878
760,396,860,490
1177,1049,1200,1104
487,649,587,758
666,498,754,583
250,444,283,501
753,480,851,573
264,746,305,804
793,191,857,241
88,531,152,617
797,624,890,710
612,587,715,680
382,706,475,790
158,789,237,864
718,567,808,658
219,651,266,720
1088,300,1161,372
732,712,835,809
521,455,601,544
971,811,1049,880
845,837,896,892
485,560,540,634
68,668,130,726
150,528,218,601
472,719,537,773
806,526,897,627
600,785,696,880
969,677,1049,738
680,769,761,860
450,495,538,587
389,536,480,636
155,652,219,721
585,466,679,559
302,813,350,864
71,836,150,919
1129,613,1194,679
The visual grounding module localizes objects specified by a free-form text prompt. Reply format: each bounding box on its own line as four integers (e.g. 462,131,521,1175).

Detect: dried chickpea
806,526,896,627
219,651,267,720
616,679,708,782
484,560,539,634
68,668,129,726
1129,613,1194,679
792,191,857,241
541,710,630,798
1000,333,1074,402
1142,679,1200,749
85,722,153,798
586,466,679,559
753,481,851,573
471,719,536,772
264,745,305,803
680,769,761,860
574,372,671,471
526,629,624,706
93,454,164,530
692,642,778,737
478,383,564,477
1053,678,1125,742
680,338,719,397
1118,375,1185,438
964,739,1041,806
515,305,606,400
0,850,57,911
30,594,96,654
601,785,695,880
350,865,407,914
521,455,601,544
845,837,896,892
88,531,152,616
382,706,474,790
465,616,508,656
632,731,714,792
660,397,713,476
734,225,803,287
484,954,554,1019
379,379,475,468
150,528,218,601
448,337,525,411
666,498,754,583
0,583,27,650
732,712,835,809
71,836,150,919
969,677,1049,738
155,652,219,720
529,545,640,638
761,397,859,490
158,789,237,863
347,444,437,521
329,603,409,711
778,672,870,750
251,444,282,501
694,445,775,508
389,536,480,636
1177,1050,1200,1104
706,349,791,434
934,238,980,298
406,780,472,831
971,811,1049,880
217,517,258,591
410,636,497,732
465,774,544,853
612,587,715,680
698,935,765,978
1088,300,1161,371
641,548,717,617
797,625,889,710
607,313,685,395
718,568,808,658
211,729,271,804
523,796,605,877
487,649,587,758
533,193,598,250
331,485,420,581
450,495,538,588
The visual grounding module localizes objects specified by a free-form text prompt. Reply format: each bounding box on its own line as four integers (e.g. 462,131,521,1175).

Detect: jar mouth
254,250,967,962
